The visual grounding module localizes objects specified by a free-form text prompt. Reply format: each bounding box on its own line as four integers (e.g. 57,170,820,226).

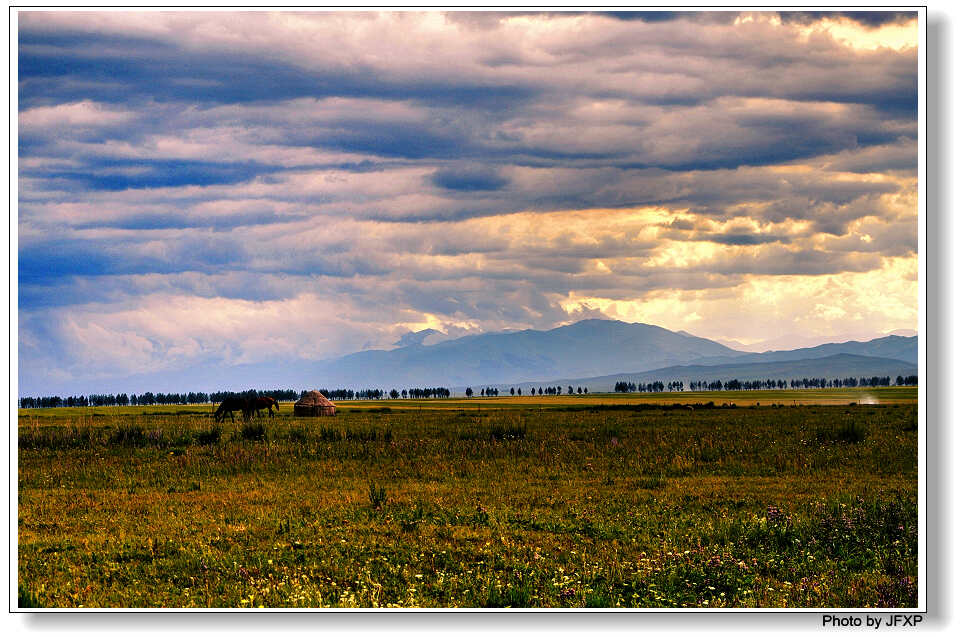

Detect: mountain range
19,319,918,396
311,319,916,392
317,319,741,389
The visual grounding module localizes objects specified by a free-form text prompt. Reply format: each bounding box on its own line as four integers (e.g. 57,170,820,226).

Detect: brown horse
250,396,279,418
213,396,253,422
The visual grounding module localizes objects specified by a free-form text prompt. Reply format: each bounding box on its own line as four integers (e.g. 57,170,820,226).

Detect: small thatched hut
294,390,337,416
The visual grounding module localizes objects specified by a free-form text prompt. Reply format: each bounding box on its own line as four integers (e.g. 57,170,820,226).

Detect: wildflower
766,505,786,524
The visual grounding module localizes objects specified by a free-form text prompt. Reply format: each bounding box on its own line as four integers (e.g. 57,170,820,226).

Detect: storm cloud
16,10,919,394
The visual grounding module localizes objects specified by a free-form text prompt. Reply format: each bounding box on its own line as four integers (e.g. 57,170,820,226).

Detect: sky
16,10,920,395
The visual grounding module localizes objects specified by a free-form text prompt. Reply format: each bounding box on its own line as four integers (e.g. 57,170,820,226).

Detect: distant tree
466,387,473,398
389,389,399,399
510,388,515,396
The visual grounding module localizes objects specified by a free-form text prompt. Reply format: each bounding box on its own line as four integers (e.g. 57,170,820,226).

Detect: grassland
17,386,919,420
17,394,918,609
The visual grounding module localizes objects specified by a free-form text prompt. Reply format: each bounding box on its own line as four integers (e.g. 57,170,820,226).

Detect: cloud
430,164,509,191
777,11,917,28
16,10,919,393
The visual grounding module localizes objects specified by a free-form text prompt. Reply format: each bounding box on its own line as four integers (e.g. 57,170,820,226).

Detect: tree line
614,375,919,393
321,387,451,400
19,386,456,408
18,374,918,409
18,388,302,409
465,386,590,397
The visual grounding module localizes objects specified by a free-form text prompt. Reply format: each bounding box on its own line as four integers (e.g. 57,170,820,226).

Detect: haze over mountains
313,319,917,392
718,329,917,353
19,319,918,397
322,320,741,390
499,353,919,395
679,335,918,368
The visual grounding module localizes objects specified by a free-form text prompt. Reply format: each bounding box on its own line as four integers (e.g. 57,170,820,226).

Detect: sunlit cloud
791,15,919,51
556,255,917,346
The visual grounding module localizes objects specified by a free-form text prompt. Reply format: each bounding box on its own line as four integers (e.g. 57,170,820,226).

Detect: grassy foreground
18,398,918,608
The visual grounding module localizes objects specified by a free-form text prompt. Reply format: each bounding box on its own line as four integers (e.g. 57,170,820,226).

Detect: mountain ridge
688,334,917,367
18,318,919,396
310,319,743,388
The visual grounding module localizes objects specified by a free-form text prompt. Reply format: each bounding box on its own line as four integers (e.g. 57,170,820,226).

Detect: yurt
294,390,337,416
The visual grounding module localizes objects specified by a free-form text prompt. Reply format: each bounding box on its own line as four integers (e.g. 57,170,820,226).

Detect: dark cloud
698,233,788,246
72,210,307,231
24,159,282,191
778,11,917,28
594,12,685,23
19,239,118,285
430,165,509,191
19,28,537,111
666,218,695,231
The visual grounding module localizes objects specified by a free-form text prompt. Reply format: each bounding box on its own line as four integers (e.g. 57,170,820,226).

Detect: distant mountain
498,353,918,394
17,319,920,397
732,331,917,353
309,319,742,389
689,335,918,367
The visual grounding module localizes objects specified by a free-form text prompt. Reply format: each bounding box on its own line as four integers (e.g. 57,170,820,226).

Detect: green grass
18,399,917,608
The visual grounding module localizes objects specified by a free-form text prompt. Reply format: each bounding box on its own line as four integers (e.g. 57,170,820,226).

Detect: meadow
17,390,918,608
